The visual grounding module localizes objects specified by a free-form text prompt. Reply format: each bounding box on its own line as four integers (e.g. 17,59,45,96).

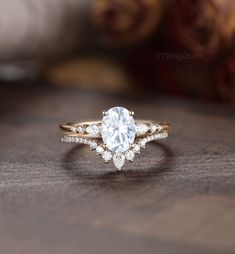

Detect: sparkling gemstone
125,150,135,161
77,126,85,134
139,139,146,148
133,144,140,153
135,123,149,135
90,142,97,150
102,151,112,162
150,124,157,133
101,107,136,153
113,154,125,170
96,146,104,155
146,136,151,142
86,124,100,136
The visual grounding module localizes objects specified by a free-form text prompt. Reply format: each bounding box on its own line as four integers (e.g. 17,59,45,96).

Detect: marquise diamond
86,124,100,136
136,123,149,135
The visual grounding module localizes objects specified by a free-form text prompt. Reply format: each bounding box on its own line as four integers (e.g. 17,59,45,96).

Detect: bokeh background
0,0,235,104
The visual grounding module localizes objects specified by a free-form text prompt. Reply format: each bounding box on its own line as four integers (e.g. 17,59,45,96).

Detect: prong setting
102,110,108,116
129,110,134,116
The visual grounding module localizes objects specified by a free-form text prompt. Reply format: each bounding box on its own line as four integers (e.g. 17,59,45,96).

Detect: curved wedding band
60,106,171,170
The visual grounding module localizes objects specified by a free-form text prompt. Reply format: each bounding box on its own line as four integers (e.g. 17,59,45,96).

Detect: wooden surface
0,84,235,254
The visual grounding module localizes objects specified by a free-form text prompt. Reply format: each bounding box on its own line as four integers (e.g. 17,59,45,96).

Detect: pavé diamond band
60,106,171,170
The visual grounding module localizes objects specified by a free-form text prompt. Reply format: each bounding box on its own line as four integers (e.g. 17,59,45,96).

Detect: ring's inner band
60,121,171,139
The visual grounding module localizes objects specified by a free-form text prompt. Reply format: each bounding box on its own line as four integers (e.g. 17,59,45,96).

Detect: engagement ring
60,106,171,170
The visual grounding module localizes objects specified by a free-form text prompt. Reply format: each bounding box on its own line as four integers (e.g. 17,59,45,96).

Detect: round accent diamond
150,124,157,133
125,150,135,161
96,146,104,155
102,151,112,162
101,107,136,153
139,139,147,148
90,142,97,150
133,144,140,153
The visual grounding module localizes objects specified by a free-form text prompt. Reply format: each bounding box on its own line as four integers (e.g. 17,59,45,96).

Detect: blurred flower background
0,0,235,103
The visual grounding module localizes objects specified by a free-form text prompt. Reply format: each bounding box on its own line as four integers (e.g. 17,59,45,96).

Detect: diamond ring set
60,106,171,170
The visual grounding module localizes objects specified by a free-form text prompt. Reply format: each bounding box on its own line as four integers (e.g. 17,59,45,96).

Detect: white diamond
160,132,168,138
101,107,136,153
102,151,112,162
146,136,151,142
136,123,149,135
86,124,100,136
125,150,135,161
133,144,140,153
113,154,125,170
139,139,146,148
77,126,85,134
150,124,157,133
90,142,97,150
96,146,104,155
83,139,89,144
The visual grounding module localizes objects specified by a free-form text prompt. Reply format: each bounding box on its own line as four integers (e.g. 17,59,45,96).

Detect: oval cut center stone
101,107,136,153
